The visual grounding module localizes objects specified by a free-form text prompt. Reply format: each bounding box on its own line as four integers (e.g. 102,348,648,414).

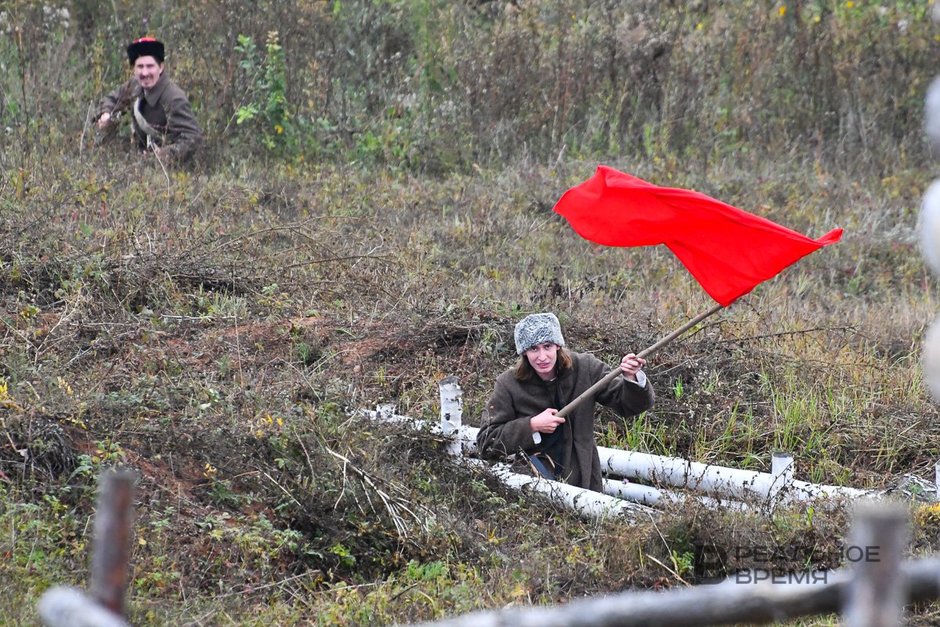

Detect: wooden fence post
89,468,137,617
37,468,136,627
842,501,909,627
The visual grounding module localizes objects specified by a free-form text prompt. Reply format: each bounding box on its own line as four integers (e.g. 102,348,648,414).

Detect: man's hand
96,112,112,129
619,353,646,382
530,408,565,434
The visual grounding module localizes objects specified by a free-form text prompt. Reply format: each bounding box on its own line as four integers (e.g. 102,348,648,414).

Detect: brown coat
476,351,655,492
98,73,203,163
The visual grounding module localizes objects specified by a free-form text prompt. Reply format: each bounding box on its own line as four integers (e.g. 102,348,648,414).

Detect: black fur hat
127,37,165,65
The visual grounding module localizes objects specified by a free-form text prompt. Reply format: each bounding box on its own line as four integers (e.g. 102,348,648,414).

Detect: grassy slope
1,156,938,625
2,1,940,625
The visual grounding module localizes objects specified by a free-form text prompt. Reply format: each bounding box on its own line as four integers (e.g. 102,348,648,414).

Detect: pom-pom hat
127,37,165,65
514,313,565,355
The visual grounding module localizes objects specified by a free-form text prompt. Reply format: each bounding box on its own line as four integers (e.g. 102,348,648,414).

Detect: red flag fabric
552,166,843,306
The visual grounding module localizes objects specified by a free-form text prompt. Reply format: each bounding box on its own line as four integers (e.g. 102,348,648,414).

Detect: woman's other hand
620,353,646,381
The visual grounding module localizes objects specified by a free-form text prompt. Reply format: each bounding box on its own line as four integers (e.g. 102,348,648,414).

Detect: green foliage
234,31,297,155
1,0,938,174
600,412,673,456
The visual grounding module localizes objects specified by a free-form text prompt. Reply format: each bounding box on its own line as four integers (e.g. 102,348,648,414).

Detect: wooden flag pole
555,303,724,419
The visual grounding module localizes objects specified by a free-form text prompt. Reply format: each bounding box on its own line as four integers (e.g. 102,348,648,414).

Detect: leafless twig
325,446,434,540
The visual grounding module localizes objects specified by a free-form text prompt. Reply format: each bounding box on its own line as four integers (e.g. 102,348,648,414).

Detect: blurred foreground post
89,468,136,616
842,502,908,627
38,468,136,626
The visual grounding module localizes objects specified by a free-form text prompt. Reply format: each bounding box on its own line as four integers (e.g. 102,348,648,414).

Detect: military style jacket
98,73,203,163
476,351,655,492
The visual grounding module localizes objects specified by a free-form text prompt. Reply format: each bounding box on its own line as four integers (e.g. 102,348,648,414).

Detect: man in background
96,37,203,164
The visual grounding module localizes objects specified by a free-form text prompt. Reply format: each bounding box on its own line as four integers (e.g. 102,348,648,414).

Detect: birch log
363,407,872,506
596,447,870,504
464,458,658,522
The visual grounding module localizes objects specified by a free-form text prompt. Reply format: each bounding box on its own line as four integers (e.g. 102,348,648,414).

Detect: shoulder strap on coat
132,98,161,143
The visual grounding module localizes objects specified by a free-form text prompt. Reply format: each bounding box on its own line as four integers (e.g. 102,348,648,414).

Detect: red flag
553,166,842,306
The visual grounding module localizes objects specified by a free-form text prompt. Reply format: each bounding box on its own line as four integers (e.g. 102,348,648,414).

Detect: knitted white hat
514,313,565,355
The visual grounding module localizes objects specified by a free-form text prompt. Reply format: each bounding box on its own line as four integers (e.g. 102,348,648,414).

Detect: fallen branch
325,446,435,539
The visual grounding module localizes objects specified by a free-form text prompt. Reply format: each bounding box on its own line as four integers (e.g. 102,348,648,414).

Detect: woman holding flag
475,313,655,492
477,166,842,493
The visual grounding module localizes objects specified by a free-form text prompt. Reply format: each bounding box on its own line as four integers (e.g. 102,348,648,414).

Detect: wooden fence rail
413,503,936,627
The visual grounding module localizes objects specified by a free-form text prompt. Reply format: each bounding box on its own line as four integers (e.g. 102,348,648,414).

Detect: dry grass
1,154,939,624
2,0,940,624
